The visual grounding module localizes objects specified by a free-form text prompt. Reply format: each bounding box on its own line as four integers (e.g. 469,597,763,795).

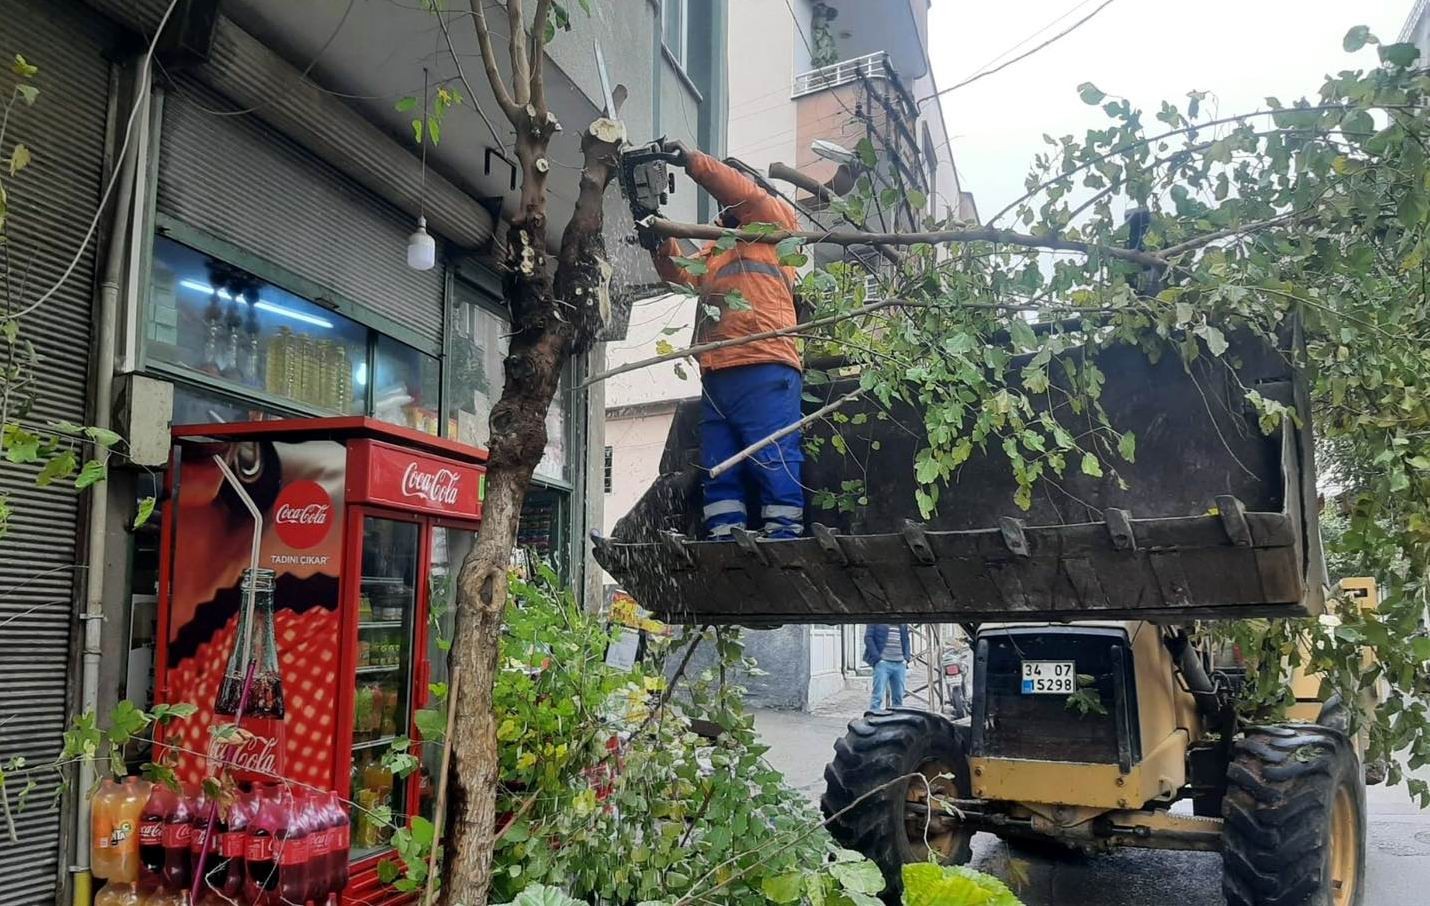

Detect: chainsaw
619,141,681,248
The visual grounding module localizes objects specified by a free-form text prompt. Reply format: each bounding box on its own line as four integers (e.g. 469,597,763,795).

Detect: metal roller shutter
0,3,115,903
156,78,446,348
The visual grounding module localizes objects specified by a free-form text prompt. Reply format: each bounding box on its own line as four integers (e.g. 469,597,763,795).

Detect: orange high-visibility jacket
653,151,802,374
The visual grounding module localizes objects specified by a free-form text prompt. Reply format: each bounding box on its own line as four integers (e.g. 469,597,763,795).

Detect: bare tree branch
529,0,552,114
709,388,865,478
469,0,519,119
437,6,507,148
643,216,1170,270
507,0,532,108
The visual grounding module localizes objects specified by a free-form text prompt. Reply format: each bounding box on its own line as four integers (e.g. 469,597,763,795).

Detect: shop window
373,334,441,435
448,280,572,484
148,236,365,414
171,383,290,426
447,285,508,449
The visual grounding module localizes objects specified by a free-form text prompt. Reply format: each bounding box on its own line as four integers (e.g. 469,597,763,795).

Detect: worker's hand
662,139,691,167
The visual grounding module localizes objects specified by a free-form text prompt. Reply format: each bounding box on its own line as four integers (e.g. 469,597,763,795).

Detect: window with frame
603,446,613,493
662,0,687,67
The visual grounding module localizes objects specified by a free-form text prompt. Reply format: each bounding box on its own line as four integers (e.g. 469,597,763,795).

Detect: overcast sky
926,0,1413,223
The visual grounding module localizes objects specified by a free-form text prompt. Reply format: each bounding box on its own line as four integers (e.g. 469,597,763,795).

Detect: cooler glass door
349,516,419,858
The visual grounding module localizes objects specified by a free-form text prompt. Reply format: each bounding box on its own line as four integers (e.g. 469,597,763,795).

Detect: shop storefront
114,81,584,718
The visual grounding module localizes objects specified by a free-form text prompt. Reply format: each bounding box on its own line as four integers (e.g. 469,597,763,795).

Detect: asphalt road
753,685,1430,906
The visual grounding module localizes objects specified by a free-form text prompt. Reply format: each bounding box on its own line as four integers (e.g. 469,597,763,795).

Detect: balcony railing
792,51,892,98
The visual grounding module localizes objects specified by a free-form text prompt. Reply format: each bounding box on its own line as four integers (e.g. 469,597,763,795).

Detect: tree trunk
440,113,624,905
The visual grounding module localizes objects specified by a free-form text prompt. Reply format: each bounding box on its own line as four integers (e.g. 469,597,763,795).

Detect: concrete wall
726,0,799,173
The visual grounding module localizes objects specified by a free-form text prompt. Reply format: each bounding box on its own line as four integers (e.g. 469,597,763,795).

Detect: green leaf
1343,25,1376,52
671,256,708,276
655,338,676,357
74,459,106,490
855,137,878,169
902,863,1022,906
414,707,447,741
724,290,752,311
134,496,157,529
1080,452,1103,478
83,425,121,448
411,118,423,144
409,815,435,848
828,858,884,895
395,96,418,112
1008,317,1037,350
427,117,442,144
494,885,587,906
35,449,77,486
776,236,807,267
9,143,31,176
11,54,37,78
375,859,400,884
15,84,38,106
3,424,40,464
1118,431,1136,463
1194,324,1228,357
714,232,737,252
760,872,805,903
1380,42,1420,67
148,702,196,724
1077,81,1106,105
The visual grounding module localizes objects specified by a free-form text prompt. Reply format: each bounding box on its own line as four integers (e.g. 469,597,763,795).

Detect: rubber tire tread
1221,723,1366,906
820,709,972,900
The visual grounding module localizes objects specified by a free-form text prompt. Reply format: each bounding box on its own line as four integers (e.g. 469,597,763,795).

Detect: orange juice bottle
91,779,122,879
112,776,151,883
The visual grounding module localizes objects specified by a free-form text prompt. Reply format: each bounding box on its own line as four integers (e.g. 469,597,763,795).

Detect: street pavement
752,680,1430,905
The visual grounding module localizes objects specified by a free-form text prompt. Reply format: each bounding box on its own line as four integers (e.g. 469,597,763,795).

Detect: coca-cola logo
401,462,461,506
209,728,282,779
272,480,332,549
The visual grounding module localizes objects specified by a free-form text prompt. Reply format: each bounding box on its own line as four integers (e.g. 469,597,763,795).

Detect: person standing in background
864,623,912,712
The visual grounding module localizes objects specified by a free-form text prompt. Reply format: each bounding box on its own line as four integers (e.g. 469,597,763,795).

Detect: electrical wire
166,0,357,117
12,0,183,322
957,0,1100,87
916,0,1119,107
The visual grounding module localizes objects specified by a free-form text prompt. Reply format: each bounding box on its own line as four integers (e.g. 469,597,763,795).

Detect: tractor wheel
1222,724,1366,906
821,709,972,898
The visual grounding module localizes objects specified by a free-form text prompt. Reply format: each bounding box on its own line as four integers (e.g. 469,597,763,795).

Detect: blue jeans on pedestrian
870,659,907,711
699,363,805,539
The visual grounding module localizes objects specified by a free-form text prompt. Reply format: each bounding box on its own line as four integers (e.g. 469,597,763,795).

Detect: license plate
1021,661,1075,694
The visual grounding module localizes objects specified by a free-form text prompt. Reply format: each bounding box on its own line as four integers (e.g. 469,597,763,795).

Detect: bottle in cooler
213,567,287,786
90,778,122,880
159,783,194,893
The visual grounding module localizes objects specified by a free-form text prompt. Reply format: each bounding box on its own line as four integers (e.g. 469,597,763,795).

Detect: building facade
603,0,972,709
0,1,725,902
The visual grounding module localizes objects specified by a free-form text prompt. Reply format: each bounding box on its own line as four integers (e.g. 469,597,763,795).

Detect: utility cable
12,0,182,321
917,0,1118,107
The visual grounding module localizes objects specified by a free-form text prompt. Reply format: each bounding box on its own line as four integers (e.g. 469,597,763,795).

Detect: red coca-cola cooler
155,417,485,904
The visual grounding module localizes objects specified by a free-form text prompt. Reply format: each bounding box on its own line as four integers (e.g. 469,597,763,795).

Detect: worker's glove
662,139,691,167
634,222,662,251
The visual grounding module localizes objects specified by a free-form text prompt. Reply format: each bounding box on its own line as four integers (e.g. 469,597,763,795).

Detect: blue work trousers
700,363,805,539
870,659,907,711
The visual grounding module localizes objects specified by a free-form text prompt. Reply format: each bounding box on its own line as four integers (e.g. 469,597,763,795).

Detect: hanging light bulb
406,66,437,271
407,215,435,270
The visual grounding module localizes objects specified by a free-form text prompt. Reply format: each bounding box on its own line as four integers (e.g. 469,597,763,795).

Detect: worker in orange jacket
645,141,805,540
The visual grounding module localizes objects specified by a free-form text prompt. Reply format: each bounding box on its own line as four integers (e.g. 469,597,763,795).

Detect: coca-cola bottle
277,789,311,906
159,784,193,893
302,791,329,903
211,787,254,903
243,784,284,905
328,791,350,898
136,784,175,890
213,567,286,786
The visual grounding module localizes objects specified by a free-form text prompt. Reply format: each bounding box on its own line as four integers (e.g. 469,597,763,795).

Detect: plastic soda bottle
137,784,176,886
329,791,350,898
159,784,194,892
243,784,285,904
91,779,122,880
114,777,151,884
93,882,140,906
276,788,310,906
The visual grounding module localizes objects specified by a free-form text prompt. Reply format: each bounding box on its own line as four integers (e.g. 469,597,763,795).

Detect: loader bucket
593,328,1326,625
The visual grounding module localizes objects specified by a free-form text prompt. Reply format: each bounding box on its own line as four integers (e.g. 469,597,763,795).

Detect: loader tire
1221,724,1366,906
821,709,972,899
